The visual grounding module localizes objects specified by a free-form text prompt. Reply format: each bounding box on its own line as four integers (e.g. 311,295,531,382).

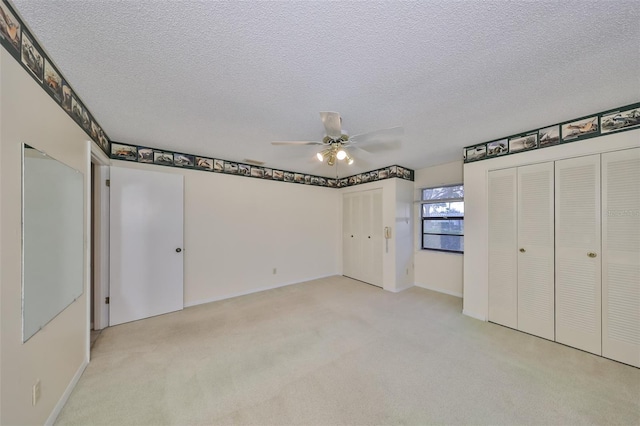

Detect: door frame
90,144,110,332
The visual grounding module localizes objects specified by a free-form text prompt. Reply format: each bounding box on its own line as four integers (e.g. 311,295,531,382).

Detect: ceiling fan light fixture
346,154,354,165
336,149,347,160
327,152,336,166
316,152,324,162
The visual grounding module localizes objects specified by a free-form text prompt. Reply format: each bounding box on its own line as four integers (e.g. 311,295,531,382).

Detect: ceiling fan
272,112,402,167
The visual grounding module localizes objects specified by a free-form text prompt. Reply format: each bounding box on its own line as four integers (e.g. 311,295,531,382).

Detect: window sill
420,248,464,254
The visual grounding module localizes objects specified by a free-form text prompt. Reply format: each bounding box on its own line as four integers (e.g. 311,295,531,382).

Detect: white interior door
602,148,640,367
517,162,555,340
555,154,601,354
109,166,184,326
488,168,518,329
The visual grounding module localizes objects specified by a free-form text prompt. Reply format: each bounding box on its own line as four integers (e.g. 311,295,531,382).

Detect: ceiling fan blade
349,126,404,145
349,145,374,155
271,141,324,146
320,111,342,139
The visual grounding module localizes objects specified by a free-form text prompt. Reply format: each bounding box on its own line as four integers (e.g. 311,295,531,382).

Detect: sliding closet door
602,148,640,367
517,162,555,340
555,155,601,354
488,168,518,329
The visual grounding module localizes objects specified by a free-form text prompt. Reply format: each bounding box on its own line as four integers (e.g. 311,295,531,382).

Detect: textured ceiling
11,0,640,177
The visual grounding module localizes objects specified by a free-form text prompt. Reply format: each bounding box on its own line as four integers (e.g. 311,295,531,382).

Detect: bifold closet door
360,189,383,287
555,154,601,355
343,193,361,280
342,189,382,287
517,162,555,340
488,168,518,329
602,148,640,367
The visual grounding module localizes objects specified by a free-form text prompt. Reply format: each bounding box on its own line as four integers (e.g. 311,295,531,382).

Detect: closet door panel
360,191,374,284
555,155,601,355
488,168,518,329
343,194,355,279
369,189,383,287
517,162,555,340
602,148,640,367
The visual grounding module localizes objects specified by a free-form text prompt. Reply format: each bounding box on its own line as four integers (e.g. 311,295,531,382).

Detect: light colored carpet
57,276,640,425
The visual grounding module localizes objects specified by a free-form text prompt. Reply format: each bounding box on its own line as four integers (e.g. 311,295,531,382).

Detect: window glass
421,184,464,253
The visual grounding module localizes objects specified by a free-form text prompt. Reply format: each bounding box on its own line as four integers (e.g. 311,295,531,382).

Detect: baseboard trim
184,274,338,308
462,309,487,322
386,283,414,293
414,282,462,298
45,359,88,426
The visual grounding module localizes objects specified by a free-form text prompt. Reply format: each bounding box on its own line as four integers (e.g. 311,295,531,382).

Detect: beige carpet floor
57,276,640,425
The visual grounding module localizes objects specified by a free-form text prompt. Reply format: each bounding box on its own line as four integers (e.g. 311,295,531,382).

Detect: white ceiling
11,0,640,177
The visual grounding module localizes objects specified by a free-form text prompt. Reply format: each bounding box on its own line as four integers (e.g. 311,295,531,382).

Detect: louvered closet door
555,155,601,355
602,148,640,367
488,168,518,329
517,162,555,340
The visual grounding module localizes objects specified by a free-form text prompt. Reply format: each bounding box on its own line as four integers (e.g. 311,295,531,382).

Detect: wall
0,49,90,425
413,160,464,297
463,129,640,321
111,161,341,306
340,178,414,292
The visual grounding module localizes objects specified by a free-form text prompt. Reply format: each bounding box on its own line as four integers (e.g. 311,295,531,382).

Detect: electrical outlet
272,268,277,275
32,379,41,406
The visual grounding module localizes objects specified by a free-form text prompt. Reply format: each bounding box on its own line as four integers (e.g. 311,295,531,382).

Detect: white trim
415,282,463,298
90,141,110,165
462,309,487,322
44,359,88,426
183,274,337,308
92,164,110,330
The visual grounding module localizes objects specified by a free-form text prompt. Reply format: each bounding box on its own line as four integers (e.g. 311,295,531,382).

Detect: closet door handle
587,252,597,258
519,248,526,253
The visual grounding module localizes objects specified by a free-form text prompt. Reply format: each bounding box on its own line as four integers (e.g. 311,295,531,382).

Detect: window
421,184,464,253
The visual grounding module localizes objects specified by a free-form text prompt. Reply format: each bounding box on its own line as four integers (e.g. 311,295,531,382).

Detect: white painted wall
413,161,464,297
0,49,90,425
112,161,341,306
341,178,414,292
463,129,640,321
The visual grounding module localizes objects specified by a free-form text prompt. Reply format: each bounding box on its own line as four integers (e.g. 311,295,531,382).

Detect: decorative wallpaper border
0,0,111,156
463,102,640,163
4,0,414,189
111,141,414,188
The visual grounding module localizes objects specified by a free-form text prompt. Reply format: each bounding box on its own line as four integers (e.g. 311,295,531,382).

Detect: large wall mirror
22,144,84,342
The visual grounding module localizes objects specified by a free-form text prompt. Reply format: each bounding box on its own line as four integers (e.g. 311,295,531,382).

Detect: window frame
420,184,464,254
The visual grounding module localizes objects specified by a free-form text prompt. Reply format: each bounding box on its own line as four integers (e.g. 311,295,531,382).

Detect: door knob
519,248,526,253
176,248,182,253
587,252,597,258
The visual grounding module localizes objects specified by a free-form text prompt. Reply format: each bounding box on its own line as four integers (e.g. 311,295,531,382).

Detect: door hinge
106,179,110,187
105,296,110,304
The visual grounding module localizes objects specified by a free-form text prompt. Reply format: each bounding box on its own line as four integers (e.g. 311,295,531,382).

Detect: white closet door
360,190,374,282
488,168,518,329
602,148,640,367
517,162,555,340
555,155,601,354
343,193,355,279
368,189,383,287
